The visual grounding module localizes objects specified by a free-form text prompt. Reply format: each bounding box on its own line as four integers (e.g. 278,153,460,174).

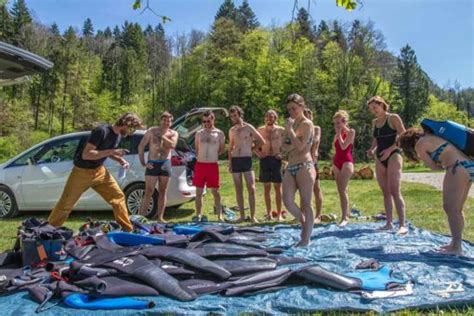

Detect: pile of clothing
0,218,412,312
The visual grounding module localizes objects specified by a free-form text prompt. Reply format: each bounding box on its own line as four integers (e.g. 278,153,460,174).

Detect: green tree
236,0,259,32
0,5,13,42
82,18,94,37
215,0,237,22
10,0,32,44
296,8,314,41
392,44,430,127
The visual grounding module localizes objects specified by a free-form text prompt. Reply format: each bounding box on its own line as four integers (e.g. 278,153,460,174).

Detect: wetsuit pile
0,218,412,312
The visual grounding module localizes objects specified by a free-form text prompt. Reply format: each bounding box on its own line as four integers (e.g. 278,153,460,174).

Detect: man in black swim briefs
255,110,285,221
228,105,265,223
138,111,178,222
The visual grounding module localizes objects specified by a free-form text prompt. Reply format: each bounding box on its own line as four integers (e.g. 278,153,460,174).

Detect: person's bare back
148,127,178,161
196,128,224,162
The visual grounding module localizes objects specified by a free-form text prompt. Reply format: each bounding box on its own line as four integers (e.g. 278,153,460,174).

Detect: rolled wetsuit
140,246,231,280
101,254,196,301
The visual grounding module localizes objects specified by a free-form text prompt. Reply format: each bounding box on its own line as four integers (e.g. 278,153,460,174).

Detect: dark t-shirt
74,125,121,169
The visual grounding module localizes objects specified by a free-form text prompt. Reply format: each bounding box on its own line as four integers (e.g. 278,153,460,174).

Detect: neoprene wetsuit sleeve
64,293,155,310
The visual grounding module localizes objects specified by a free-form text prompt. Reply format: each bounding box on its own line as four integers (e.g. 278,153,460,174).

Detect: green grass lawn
1,163,472,250
0,163,472,314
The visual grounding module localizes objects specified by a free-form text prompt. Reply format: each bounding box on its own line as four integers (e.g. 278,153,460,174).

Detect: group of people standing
190,94,409,247
46,93,472,254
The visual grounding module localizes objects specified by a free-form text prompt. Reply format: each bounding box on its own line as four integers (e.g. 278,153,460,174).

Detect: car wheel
124,183,158,219
0,185,19,218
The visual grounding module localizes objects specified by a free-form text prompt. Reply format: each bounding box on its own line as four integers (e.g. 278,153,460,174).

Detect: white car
0,41,230,219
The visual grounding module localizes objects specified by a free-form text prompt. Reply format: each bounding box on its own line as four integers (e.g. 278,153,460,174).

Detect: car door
76,135,135,209
19,136,82,209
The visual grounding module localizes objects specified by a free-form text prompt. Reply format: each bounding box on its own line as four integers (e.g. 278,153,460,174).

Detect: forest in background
1,0,473,162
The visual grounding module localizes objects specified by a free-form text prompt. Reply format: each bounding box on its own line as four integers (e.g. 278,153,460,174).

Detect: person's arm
194,130,201,157
415,140,442,170
337,128,355,150
138,131,151,167
286,120,313,151
249,124,266,146
109,155,129,167
218,131,226,156
253,127,265,158
81,143,125,161
367,120,377,158
228,128,234,171
313,126,321,161
162,131,178,149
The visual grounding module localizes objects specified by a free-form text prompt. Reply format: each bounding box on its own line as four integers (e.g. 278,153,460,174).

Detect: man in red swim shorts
193,110,226,221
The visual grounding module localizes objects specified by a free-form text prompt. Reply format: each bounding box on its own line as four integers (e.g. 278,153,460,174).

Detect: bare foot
314,216,322,224
264,214,273,221
377,223,393,231
217,215,225,222
277,215,283,222
338,219,349,227
251,217,259,224
295,239,310,247
439,243,453,250
157,217,167,224
396,226,409,235
436,245,462,256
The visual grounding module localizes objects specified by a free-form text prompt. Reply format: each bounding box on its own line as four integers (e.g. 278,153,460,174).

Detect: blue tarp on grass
2,222,474,315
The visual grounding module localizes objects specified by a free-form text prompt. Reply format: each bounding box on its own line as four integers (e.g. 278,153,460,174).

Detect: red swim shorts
192,161,220,189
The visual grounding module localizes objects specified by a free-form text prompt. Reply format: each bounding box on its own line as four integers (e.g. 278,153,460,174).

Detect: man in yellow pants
48,113,143,231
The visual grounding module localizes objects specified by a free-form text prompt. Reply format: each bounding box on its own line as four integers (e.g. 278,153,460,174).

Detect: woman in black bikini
281,94,316,247
367,96,408,235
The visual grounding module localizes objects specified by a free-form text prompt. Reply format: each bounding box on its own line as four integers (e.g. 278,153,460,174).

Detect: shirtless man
255,110,285,221
304,109,324,223
193,110,225,222
228,105,265,223
138,111,178,222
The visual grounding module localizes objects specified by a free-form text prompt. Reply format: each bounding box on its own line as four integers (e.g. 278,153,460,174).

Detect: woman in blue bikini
281,94,316,247
399,128,472,255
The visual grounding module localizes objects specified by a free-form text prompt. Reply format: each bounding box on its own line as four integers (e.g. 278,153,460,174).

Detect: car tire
124,183,158,219
0,185,19,219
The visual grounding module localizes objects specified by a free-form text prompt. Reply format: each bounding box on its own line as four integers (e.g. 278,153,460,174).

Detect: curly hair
399,128,424,162
115,113,143,129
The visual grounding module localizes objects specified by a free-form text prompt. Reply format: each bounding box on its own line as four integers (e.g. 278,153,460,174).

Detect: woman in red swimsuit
332,110,355,227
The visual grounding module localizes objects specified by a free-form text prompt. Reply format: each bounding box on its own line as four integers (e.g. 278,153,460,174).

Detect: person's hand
366,149,375,159
275,153,283,160
112,148,129,157
120,160,130,169
379,148,393,161
285,118,294,131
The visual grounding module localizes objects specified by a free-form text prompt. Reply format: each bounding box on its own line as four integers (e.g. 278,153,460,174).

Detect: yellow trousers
48,166,133,232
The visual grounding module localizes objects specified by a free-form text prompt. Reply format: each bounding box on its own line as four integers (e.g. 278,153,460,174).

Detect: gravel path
402,172,473,198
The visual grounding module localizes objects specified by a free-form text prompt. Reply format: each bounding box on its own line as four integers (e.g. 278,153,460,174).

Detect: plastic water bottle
118,166,128,180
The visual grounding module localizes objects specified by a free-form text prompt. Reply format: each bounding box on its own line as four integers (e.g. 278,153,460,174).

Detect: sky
21,0,474,88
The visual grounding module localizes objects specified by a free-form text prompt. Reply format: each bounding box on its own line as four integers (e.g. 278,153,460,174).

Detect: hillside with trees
0,0,472,162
